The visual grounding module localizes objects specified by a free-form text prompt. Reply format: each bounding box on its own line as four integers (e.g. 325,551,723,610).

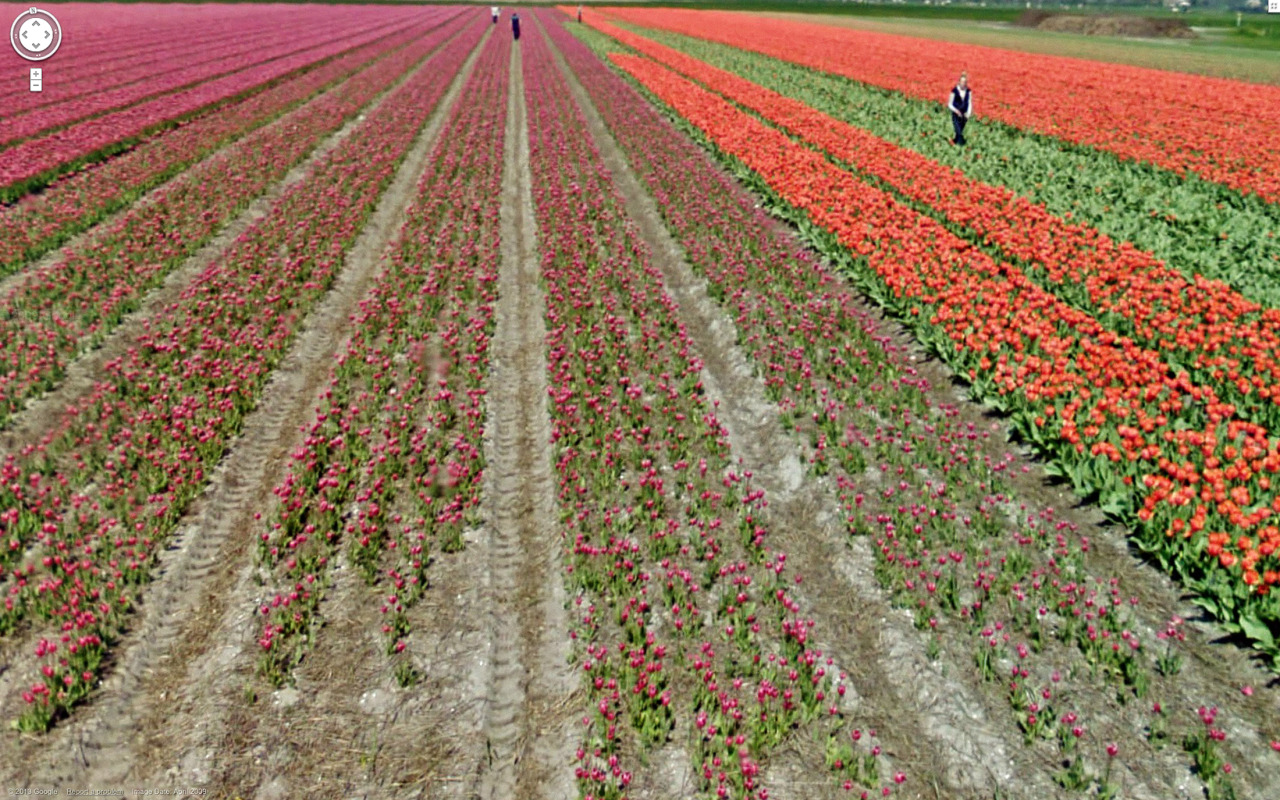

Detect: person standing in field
948,72,973,146
491,6,499,24
512,11,521,41
578,5,583,23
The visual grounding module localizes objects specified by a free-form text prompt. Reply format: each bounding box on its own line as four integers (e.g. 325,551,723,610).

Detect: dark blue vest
951,86,971,115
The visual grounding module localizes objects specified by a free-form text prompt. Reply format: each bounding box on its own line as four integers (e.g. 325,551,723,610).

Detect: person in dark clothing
948,72,973,146
577,5,583,23
491,6,498,24
512,12,521,41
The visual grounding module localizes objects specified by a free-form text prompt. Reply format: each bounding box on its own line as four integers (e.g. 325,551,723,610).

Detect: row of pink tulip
0,14,454,278
0,3,324,90
3,16,488,733
0,8,409,124
0,12,470,435
256,28,509,688
525,19,889,799
0,8,440,198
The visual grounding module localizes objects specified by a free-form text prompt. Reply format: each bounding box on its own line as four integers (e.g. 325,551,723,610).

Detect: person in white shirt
491,6,499,24
947,72,974,147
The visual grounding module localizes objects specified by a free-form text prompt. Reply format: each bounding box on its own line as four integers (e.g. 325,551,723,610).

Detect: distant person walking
948,72,973,146
491,6,498,24
512,11,521,41
577,5,583,23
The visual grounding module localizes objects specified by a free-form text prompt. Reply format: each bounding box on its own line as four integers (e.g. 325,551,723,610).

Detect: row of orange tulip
592,19,1280,480
610,50,1280,664
600,6,1280,205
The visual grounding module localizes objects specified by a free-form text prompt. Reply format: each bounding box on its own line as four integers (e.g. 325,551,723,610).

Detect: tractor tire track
1,25,491,793
473,39,577,800
232,554,392,800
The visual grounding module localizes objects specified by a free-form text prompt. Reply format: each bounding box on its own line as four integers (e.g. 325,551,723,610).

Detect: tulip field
2,3,1280,799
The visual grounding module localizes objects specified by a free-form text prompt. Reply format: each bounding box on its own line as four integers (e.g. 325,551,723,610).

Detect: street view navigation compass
11,7,62,61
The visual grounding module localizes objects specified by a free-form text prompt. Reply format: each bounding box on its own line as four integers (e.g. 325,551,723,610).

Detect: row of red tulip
600,7,1280,204
610,52,1280,668
582,17,1280,318
592,21,1280,442
256,29,508,688
0,14,472,435
0,15,453,278
525,20,889,799
2,17,487,732
550,18,1280,794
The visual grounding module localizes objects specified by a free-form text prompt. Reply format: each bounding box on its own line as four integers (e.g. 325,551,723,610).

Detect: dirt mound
1014,10,1197,39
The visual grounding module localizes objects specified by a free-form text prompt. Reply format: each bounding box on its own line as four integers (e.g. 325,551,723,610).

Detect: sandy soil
472,37,578,800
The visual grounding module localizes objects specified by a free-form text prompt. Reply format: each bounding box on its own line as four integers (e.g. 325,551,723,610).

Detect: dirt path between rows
542,23,1078,800
0,26,492,794
472,38,578,800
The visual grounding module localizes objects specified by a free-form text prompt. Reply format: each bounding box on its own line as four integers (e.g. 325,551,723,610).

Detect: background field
757,9,1280,83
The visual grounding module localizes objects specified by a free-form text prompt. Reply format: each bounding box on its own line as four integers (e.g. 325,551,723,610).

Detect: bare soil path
472,38,578,800
0,25,492,794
